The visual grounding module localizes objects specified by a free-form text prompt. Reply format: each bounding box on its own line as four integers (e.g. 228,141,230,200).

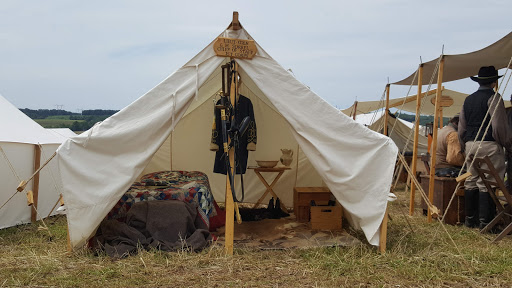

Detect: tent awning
393,32,512,85
343,88,512,118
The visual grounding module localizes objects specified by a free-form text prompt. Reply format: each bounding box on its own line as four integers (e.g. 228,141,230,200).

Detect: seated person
435,115,465,177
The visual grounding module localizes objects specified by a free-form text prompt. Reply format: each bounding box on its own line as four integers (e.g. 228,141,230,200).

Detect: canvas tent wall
47,128,77,141
0,94,66,229
56,20,398,249
348,111,428,155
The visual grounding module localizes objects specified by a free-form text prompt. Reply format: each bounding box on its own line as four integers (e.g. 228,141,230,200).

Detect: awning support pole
384,84,390,136
428,56,444,222
409,64,423,215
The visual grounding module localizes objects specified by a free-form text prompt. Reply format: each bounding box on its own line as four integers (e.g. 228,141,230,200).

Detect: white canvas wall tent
0,94,67,229
56,17,399,249
47,128,77,141
348,111,428,155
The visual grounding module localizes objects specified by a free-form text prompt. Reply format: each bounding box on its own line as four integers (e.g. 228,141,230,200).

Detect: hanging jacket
211,95,257,175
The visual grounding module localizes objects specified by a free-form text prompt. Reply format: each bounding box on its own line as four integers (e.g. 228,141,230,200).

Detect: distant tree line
20,108,119,132
82,109,119,116
397,113,450,127
20,108,75,119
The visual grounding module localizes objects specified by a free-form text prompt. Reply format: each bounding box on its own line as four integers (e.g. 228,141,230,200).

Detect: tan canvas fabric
393,32,512,85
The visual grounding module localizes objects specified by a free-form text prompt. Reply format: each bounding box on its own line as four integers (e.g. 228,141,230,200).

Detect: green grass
1,187,512,287
34,118,83,128
45,115,72,120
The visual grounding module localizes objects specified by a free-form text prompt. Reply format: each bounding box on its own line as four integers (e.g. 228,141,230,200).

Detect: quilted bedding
107,171,216,228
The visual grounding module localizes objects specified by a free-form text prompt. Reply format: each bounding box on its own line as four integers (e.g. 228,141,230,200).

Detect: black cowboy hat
470,66,503,84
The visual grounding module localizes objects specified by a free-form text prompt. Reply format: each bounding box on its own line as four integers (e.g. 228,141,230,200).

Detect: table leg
252,171,287,211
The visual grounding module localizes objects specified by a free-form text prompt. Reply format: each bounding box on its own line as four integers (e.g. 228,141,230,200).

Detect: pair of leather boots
464,188,496,230
267,197,289,219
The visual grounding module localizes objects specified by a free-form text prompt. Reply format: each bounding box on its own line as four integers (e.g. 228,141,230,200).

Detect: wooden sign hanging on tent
213,37,257,59
430,95,454,107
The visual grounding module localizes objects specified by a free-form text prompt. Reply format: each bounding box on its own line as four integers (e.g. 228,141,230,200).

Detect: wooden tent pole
409,64,423,215
224,61,238,255
427,56,444,222
384,84,390,135
352,101,358,120
228,11,242,30
31,145,41,222
379,205,389,254
388,88,441,109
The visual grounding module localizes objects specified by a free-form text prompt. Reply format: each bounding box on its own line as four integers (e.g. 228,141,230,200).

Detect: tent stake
427,56,444,223
409,64,423,215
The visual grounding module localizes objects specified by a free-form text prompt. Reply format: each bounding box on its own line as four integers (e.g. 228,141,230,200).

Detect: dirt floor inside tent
212,213,361,250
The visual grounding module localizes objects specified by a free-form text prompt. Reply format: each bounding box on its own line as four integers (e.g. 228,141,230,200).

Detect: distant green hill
397,113,450,127
20,109,118,132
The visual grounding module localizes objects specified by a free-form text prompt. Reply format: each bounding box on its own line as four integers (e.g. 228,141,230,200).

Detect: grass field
1,185,512,287
34,118,83,128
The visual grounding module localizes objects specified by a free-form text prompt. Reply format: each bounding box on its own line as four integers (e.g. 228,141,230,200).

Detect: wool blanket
99,200,211,257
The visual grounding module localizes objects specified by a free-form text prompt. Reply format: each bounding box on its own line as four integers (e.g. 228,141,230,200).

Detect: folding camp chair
473,156,512,242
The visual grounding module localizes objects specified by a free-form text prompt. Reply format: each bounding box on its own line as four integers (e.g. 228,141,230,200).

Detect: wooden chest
419,174,465,225
293,187,332,222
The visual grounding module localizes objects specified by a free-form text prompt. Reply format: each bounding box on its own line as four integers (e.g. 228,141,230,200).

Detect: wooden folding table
249,166,290,211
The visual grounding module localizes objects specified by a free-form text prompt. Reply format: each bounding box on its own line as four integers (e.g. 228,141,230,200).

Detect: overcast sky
0,0,511,113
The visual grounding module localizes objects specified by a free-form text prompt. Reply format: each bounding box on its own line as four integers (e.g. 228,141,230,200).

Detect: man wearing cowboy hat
459,66,512,229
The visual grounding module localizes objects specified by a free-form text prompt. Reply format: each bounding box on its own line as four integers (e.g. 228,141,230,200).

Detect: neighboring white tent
56,21,398,248
349,111,428,154
47,128,77,141
351,110,428,153
0,94,66,229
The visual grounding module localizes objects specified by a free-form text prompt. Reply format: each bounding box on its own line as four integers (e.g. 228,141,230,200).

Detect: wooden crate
419,174,465,225
293,187,332,222
310,202,342,230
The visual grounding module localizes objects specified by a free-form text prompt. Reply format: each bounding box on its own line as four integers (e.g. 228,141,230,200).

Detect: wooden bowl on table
256,160,279,168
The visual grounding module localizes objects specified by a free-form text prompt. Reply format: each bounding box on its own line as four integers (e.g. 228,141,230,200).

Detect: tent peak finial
228,11,242,30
